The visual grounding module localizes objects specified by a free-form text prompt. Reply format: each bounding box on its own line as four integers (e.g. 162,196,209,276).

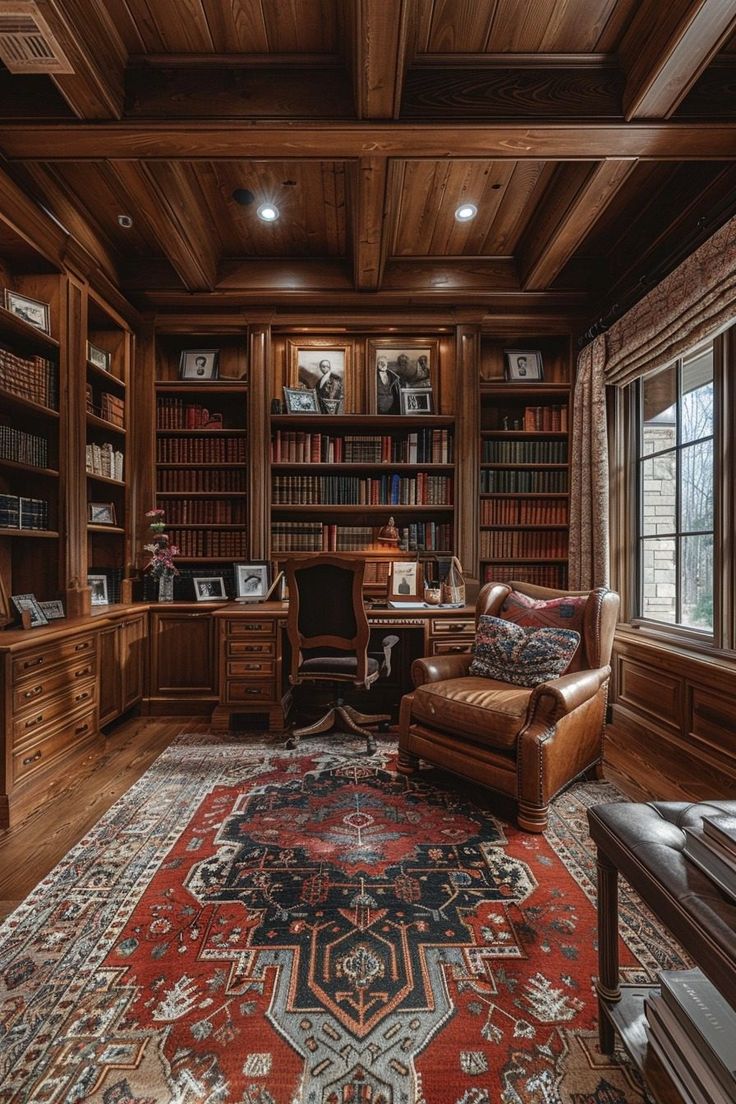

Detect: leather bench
587,800,736,1061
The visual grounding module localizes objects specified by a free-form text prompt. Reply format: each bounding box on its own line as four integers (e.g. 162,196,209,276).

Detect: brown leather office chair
285,556,398,753
398,580,619,832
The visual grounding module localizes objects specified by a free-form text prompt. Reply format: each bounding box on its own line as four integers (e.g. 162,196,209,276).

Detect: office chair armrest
528,666,610,724
412,653,473,687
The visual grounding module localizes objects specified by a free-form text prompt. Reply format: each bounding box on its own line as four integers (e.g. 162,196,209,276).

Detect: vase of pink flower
144,508,179,602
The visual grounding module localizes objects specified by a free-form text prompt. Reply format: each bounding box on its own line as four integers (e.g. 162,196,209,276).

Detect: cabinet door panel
151,613,216,695
98,624,121,727
121,615,146,711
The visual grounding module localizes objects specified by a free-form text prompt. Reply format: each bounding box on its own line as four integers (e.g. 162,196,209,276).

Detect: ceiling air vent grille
0,2,74,73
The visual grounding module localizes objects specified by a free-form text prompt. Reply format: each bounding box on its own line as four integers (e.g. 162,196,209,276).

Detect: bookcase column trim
456,324,481,584
249,323,271,561
63,275,90,616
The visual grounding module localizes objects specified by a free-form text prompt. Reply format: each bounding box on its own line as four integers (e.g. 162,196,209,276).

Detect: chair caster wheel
285,735,300,750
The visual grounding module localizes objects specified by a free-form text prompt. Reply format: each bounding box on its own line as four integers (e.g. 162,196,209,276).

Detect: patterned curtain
570,213,736,590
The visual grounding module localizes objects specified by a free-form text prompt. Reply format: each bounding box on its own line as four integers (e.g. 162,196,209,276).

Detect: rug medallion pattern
0,737,688,1103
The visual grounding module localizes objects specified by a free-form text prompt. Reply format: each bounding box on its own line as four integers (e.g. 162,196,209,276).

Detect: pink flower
146,508,165,518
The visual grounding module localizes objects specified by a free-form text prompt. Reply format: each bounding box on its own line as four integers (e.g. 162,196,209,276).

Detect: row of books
272,474,453,506
99,392,125,427
645,967,736,1104
484,563,567,588
155,500,246,524
480,500,568,525
0,347,57,410
0,493,50,530
157,437,247,463
480,531,568,559
523,404,568,432
271,521,452,553
271,429,454,464
167,529,248,558
0,425,49,468
481,470,568,493
482,440,567,464
157,470,246,492
86,443,124,482
157,398,229,429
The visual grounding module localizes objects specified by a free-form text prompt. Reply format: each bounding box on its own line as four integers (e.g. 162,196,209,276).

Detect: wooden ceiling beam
351,157,393,290
3,121,736,160
347,0,417,119
620,0,736,120
112,163,218,291
520,158,637,291
33,0,127,119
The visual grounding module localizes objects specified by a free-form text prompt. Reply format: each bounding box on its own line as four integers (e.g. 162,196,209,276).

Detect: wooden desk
212,601,476,732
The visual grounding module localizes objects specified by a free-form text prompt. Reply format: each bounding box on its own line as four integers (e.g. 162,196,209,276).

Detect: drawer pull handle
75,642,91,652
245,688,262,696
244,624,263,631
25,714,44,728
75,723,89,735
24,685,43,699
244,663,262,670
23,656,44,669
74,692,90,702
448,645,468,653
242,646,263,653
446,623,466,631
74,666,92,678
22,751,42,766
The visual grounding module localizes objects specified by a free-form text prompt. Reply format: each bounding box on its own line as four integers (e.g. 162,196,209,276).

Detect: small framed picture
283,387,320,414
400,388,434,415
234,562,270,599
39,599,65,620
88,574,109,606
504,350,544,381
179,349,219,380
388,561,423,602
11,593,48,627
287,340,353,414
194,577,227,601
369,341,437,415
87,342,111,373
88,502,116,526
4,289,50,333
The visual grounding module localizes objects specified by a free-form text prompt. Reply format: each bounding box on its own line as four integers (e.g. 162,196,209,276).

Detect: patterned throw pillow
500,589,587,633
470,614,580,687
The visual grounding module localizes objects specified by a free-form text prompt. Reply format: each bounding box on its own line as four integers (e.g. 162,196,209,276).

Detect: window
638,341,714,633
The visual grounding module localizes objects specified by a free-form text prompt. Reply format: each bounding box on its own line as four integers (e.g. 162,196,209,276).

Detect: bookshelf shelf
481,463,568,470
87,412,126,435
480,524,569,530
88,524,125,533
158,491,247,498
480,557,568,564
272,414,454,429
480,492,569,498
481,430,567,438
0,527,59,538
271,462,455,471
87,360,126,389
86,472,126,487
0,458,59,478
156,382,247,394
156,428,248,437
0,305,59,353
271,504,454,512
176,556,244,564
0,388,59,419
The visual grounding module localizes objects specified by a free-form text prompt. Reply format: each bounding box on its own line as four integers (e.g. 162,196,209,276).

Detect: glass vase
157,573,174,603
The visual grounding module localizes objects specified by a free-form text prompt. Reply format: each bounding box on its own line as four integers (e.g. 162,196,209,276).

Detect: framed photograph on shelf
11,593,49,627
87,342,111,373
194,577,227,602
3,289,50,333
234,562,270,600
88,502,116,526
88,575,109,606
283,387,320,414
179,349,219,380
368,340,437,414
388,561,423,603
287,339,354,414
39,599,65,620
504,349,544,381
400,388,433,415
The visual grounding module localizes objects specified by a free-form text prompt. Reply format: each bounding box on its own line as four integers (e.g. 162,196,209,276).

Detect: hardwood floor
0,715,721,922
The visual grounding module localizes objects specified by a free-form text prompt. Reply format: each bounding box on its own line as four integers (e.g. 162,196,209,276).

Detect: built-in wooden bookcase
85,291,133,605
0,231,64,616
153,328,249,593
268,331,457,584
479,335,572,589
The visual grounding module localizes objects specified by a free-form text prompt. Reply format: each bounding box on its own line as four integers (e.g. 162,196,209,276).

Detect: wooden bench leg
596,846,620,1054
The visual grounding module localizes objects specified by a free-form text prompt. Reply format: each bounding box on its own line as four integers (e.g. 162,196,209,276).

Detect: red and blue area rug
0,736,687,1103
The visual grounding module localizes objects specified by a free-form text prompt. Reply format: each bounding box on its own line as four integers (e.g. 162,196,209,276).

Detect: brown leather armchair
398,580,620,832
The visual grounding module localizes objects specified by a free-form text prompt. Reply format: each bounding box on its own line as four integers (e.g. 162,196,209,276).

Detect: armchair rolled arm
412,653,473,687
528,666,610,725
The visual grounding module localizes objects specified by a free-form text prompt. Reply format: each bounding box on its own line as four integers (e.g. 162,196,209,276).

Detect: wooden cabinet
147,609,218,713
99,612,147,728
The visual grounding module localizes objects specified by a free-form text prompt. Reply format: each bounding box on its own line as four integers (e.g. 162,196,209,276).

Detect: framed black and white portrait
88,501,116,526
11,593,48,627
179,349,220,380
39,599,66,620
88,575,109,606
368,341,437,414
4,289,50,333
287,340,353,414
388,561,423,602
194,576,227,601
234,562,270,599
400,388,433,415
283,387,320,414
504,349,544,381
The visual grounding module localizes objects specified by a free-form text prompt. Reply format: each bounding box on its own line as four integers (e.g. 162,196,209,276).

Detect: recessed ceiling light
257,203,279,222
117,214,134,229
455,203,477,222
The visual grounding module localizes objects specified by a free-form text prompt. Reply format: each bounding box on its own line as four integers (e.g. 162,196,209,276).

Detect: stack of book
100,392,125,427
86,442,124,481
645,968,736,1104
0,425,49,468
523,404,568,431
683,814,736,902
0,347,57,409
485,564,567,588
0,493,49,529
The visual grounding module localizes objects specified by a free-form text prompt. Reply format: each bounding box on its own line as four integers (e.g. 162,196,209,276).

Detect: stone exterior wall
641,425,676,620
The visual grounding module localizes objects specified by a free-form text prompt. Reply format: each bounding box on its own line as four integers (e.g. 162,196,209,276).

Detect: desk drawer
226,619,276,638
432,640,473,656
431,619,475,635
13,633,96,684
13,680,96,747
12,708,95,785
225,680,275,704
227,639,276,658
227,660,275,679
13,656,97,714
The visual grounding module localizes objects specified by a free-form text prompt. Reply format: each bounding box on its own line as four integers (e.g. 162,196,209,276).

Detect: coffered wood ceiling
1,0,736,327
